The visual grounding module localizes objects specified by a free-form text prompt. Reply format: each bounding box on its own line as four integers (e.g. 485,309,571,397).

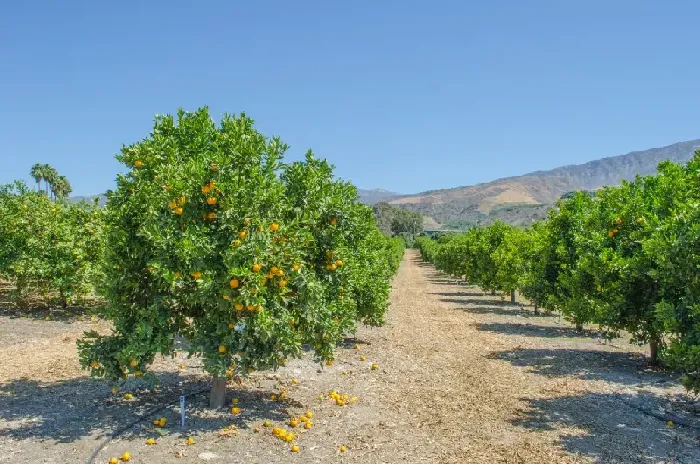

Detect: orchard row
417,152,700,393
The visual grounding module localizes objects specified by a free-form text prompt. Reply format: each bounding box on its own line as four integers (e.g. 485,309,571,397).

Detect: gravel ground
1,249,699,464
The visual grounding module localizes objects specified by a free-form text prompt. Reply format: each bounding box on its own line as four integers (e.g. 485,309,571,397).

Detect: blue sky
1,1,699,196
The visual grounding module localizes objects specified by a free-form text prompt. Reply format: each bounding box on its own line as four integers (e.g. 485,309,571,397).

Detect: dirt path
1,250,699,463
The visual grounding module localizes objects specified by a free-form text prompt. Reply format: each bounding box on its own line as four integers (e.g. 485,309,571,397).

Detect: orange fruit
339,445,347,452
264,420,272,427
371,363,378,370
187,436,195,445
134,160,143,168
270,223,280,232
284,433,294,442
292,264,300,271
191,271,202,279
326,360,333,366
289,418,299,427
238,231,247,240
278,280,287,288
304,421,312,429
167,201,177,209
206,212,216,220
201,185,210,194
229,279,239,288
129,359,138,367
305,411,313,419
228,322,234,329
120,452,131,462
353,344,359,350
223,294,230,300
134,371,142,377
219,345,227,353
330,218,337,225
360,355,366,361
159,417,167,426
231,407,241,415
109,458,119,464
146,437,156,445
207,197,217,205
251,263,262,272
235,303,244,311
291,444,299,452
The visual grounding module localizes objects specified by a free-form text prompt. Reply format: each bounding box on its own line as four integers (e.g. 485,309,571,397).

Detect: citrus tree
647,152,700,390
77,107,401,406
491,226,532,302
0,181,103,308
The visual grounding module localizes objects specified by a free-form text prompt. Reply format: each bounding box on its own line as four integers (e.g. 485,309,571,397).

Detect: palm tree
30,164,43,192
53,176,72,199
43,165,58,199
60,176,72,198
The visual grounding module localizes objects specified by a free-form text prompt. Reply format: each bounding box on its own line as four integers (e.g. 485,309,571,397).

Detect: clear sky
1,1,699,196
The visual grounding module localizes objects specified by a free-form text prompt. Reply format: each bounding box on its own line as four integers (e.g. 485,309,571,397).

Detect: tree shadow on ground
453,305,557,319
511,390,700,463
0,372,297,445
426,277,466,285
489,347,665,386
0,293,102,323
475,322,598,339
339,337,370,349
429,291,485,298
440,297,517,307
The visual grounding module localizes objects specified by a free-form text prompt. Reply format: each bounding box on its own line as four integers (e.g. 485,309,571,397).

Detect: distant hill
389,139,700,227
70,194,107,206
356,188,401,205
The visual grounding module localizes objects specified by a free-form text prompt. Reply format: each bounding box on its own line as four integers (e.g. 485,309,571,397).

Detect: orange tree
77,108,401,406
0,181,103,308
647,152,700,391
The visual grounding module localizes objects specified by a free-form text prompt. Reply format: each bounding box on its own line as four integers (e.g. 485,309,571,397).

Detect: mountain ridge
387,139,700,227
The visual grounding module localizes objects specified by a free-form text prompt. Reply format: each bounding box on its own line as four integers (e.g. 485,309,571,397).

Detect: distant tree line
373,202,423,236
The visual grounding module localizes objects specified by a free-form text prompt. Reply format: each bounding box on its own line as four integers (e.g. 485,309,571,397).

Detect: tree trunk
649,334,660,366
575,322,583,332
534,304,540,316
491,290,496,296
510,290,516,304
209,375,227,409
